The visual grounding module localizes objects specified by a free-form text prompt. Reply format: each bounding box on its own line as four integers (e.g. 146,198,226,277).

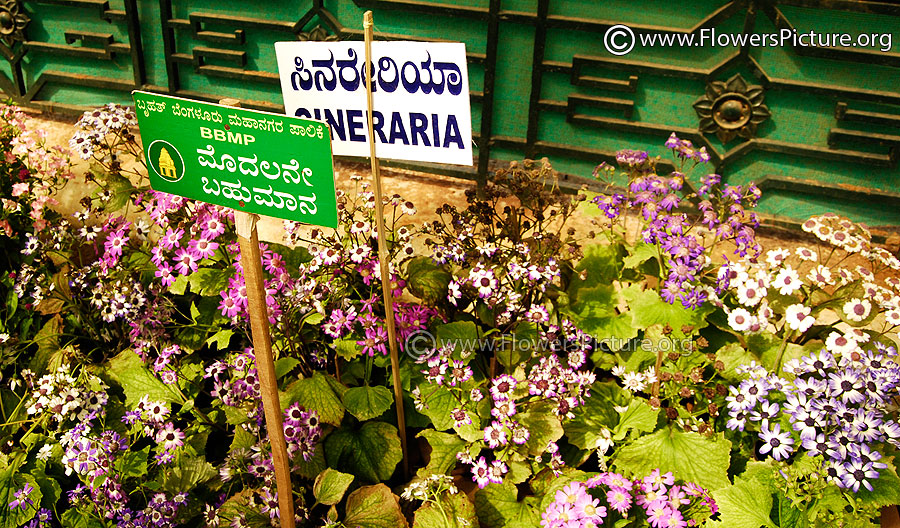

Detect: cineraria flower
490,375,517,401
471,457,491,488
842,298,871,322
785,304,815,333
8,483,34,510
483,421,508,448
772,266,802,295
727,307,754,332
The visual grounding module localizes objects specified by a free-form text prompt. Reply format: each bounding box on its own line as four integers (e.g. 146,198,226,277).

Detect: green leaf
414,491,476,528
313,468,355,506
60,509,105,528
517,401,564,457
777,493,809,528
565,382,628,450
333,338,362,361
120,446,149,478
420,385,457,431
188,267,232,296
231,427,256,450
294,443,327,480
417,430,466,477
103,172,136,212
325,421,402,483
474,481,540,528
343,484,408,528
437,321,479,354
342,385,394,421
267,243,312,269
30,314,62,373
169,274,189,295
622,285,711,337
282,372,344,426
623,242,659,269
613,428,732,491
106,349,182,407
407,256,451,305
274,357,300,379
572,243,624,289
612,399,659,441
160,455,217,492
205,328,234,351
714,342,761,381
711,476,776,528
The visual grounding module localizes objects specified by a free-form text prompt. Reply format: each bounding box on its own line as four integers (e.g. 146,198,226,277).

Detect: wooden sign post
363,10,409,478
224,98,295,528
236,210,296,528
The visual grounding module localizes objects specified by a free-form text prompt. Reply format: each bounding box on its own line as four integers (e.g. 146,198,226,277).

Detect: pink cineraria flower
188,236,219,260
357,325,388,356
218,290,240,318
160,227,184,250
173,248,199,275
155,262,175,288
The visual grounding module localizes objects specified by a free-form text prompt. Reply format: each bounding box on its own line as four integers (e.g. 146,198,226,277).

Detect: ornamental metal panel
1,0,898,230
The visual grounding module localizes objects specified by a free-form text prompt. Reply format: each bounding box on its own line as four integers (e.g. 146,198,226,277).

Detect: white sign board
275,41,473,166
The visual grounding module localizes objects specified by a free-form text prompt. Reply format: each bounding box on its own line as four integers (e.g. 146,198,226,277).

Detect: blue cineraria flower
728,341,900,490
759,423,794,460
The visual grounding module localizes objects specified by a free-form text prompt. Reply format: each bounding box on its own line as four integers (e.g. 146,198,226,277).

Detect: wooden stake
363,10,409,478
221,98,296,527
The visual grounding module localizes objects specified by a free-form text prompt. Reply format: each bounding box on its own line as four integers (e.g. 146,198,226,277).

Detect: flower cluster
541,469,717,528
592,134,761,309
726,341,900,492
205,348,264,429
23,365,108,428
0,103,71,237
401,473,459,502
424,159,585,326
715,215,900,355
69,103,138,162
612,342,727,434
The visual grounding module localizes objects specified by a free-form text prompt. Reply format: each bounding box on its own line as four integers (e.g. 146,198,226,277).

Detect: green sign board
132,90,338,228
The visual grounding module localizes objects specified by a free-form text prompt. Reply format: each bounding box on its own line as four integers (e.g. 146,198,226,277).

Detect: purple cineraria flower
9,483,34,510
827,369,865,404
841,458,880,492
759,422,794,460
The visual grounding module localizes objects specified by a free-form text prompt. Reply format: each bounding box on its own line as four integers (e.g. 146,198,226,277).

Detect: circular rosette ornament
0,0,28,47
693,74,770,143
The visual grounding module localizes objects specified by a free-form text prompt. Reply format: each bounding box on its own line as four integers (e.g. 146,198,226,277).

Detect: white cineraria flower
885,309,900,326
621,371,646,392
736,279,765,307
728,307,755,332
772,266,802,296
36,444,53,461
765,248,790,268
825,331,857,358
842,298,871,322
806,265,834,287
795,247,817,262
785,303,815,332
